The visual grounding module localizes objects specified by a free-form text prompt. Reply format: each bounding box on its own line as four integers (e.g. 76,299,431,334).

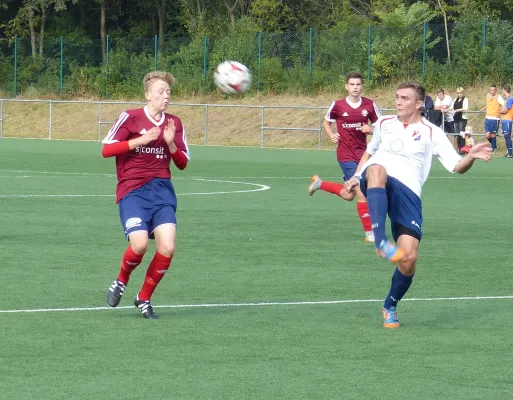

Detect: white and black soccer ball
214,60,252,95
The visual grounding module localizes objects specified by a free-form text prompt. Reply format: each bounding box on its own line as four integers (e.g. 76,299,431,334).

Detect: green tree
372,2,440,81
249,0,296,32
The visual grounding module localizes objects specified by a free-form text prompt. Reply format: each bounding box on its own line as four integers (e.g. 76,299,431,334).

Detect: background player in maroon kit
102,71,190,319
308,71,380,242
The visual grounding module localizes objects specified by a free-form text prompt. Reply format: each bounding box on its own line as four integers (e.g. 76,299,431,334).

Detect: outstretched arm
454,142,493,174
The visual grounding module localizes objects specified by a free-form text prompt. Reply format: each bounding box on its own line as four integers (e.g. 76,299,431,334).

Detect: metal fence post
154,35,158,71
204,104,208,145
317,108,322,150
60,36,64,92
98,102,103,141
260,107,265,148
257,31,262,93
14,35,18,97
105,35,110,98
367,26,372,81
49,101,53,140
203,36,208,80
422,23,427,74
309,27,313,76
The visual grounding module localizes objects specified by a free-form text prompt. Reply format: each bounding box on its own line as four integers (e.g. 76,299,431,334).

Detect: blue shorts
339,161,358,182
360,170,423,241
119,178,177,239
484,119,500,134
501,121,512,135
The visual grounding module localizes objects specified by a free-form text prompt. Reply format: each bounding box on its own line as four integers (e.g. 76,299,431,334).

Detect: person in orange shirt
479,84,504,156
500,85,513,158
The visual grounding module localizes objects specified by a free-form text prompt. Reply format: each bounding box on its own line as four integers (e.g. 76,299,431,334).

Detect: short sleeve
366,116,385,154
325,101,337,122
171,116,190,160
102,111,131,144
370,101,381,123
432,126,461,173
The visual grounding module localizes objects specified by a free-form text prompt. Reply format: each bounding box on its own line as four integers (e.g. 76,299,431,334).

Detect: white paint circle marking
0,178,270,198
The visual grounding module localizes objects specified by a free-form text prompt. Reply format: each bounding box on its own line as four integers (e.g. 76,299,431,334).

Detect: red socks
356,201,372,233
117,246,144,284
320,181,344,197
138,251,173,301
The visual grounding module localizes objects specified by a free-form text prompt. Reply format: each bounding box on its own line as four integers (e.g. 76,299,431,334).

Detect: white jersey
357,116,462,197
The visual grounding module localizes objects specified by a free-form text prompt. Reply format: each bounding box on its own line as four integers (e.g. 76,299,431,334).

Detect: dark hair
345,71,363,83
437,88,444,94
503,85,511,94
398,81,426,101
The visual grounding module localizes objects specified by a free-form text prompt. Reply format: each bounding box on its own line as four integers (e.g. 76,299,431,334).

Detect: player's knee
400,250,418,273
485,132,491,139
341,190,354,201
129,240,148,255
366,165,387,186
157,243,175,258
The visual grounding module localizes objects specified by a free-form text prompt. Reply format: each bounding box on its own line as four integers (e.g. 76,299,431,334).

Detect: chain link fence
1,19,511,98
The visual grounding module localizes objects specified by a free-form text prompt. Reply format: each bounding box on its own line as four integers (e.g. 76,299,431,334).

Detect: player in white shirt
434,88,454,135
345,82,492,328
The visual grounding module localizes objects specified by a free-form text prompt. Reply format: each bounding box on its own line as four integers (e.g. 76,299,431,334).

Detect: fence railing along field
0,99,492,151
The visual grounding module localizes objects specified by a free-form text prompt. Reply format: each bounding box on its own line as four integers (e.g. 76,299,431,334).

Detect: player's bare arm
454,142,493,174
323,119,339,144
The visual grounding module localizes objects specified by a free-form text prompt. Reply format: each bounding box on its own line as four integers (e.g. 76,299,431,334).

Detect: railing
0,99,336,148
0,98,491,148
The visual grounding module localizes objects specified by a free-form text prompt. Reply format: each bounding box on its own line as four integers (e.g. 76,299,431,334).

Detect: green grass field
1,139,512,400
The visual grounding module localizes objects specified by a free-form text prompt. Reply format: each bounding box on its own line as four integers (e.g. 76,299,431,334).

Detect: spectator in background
423,93,442,126
434,89,455,137
450,87,469,152
500,85,513,158
422,93,434,115
479,84,504,156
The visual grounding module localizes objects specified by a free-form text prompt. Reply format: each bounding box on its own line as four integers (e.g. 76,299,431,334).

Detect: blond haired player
102,71,190,319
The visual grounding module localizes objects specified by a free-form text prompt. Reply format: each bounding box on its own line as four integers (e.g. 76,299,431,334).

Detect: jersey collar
345,96,362,109
144,106,165,126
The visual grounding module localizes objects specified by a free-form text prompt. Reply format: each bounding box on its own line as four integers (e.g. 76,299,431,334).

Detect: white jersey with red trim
357,116,461,197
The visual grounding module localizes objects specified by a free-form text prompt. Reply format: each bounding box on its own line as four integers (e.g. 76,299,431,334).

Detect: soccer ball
214,61,252,95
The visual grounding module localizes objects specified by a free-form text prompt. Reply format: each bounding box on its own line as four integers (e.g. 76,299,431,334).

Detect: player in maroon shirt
102,71,190,319
308,72,380,242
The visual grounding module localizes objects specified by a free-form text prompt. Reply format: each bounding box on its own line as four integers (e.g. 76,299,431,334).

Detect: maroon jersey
102,106,190,202
325,96,380,162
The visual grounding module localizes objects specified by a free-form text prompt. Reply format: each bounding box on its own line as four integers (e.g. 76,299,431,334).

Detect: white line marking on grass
0,179,270,198
1,295,512,314
1,170,512,180
0,169,116,177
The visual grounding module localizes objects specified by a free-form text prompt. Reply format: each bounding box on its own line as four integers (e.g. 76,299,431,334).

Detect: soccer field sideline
2,295,512,314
